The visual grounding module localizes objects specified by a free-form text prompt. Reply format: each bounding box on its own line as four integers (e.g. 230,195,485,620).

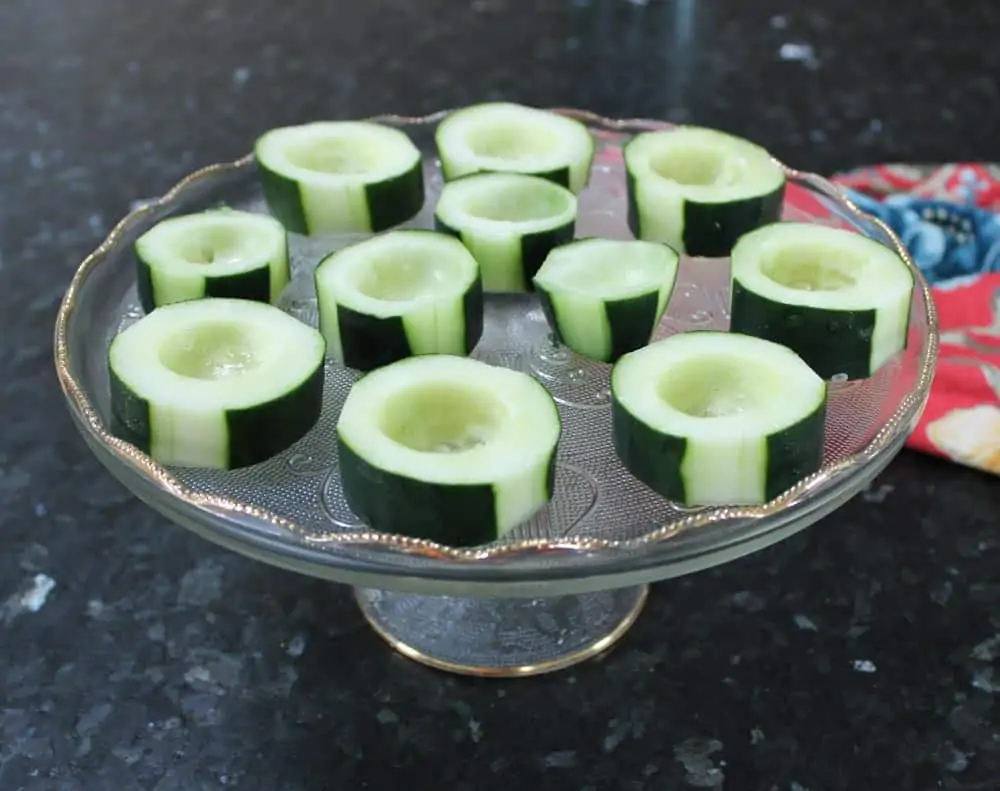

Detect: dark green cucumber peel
109,366,152,454
535,287,660,363
625,173,785,257
225,362,325,469
520,222,575,287
612,392,826,503
604,291,663,362
730,280,878,380
364,160,426,232
462,274,486,354
527,165,571,190
336,307,413,372
534,286,564,344
203,266,275,303
338,440,557,546
762,402,827,501
136,259,280,312
679,183,785,257
135,257,156,314
335,274,484,372
611,398,687,501
257,160,424,234
625,167,642,241
257,163,309,235
109,361,324,469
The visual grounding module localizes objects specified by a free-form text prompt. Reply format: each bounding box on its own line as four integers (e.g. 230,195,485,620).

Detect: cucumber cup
315,230,484,372
134,209,288,312
624,126,785,257
434,172,577,293
532,238,680,363
109,299,325,470
729,222,915,380
612,331,827,507
337,356,561,546
435,102,594,194
256,121,424,235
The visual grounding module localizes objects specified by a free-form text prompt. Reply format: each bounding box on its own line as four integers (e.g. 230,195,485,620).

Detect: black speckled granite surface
2,0,1000,788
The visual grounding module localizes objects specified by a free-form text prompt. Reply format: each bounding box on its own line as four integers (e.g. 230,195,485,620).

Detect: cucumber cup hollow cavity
134,209,289,312
435,102,595,194
255,121,425,235
434,172,577,293
624,126,785,257
532,238,680,363
314,230,484,371
108,298,326,470
728,222,915,380
611,331,827,507
336,355,562,546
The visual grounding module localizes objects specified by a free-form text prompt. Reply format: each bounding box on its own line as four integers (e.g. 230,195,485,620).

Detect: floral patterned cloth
831,164,1000,475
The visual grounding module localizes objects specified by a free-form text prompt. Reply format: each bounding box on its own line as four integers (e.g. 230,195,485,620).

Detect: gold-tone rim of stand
355,585,649,678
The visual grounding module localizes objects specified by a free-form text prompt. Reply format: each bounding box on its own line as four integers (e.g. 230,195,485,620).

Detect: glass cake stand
54,109,938,677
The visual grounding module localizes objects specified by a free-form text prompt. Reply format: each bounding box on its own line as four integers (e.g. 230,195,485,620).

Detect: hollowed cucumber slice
315,230,484,371
434,172,577,293
109,299,325,469
533,238,680,363
435,102,595,194
624,126,785,256
612,331,827,507
255,121,424,235
728,222,915,380
337,355,561,546
134,209,288,312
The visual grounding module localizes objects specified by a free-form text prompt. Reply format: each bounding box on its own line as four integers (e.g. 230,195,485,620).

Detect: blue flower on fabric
841,187,1000,286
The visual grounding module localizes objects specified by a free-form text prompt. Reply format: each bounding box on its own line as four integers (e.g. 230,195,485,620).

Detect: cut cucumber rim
338,355,559,485
315,229,479,316
56,107,937,572
731,221,915,311
435,172,578,234
135,209,285,277
254,121,420,186
624,126,785,202
533,237,680,301
109,298,325,409
612,331,825,439
435,102,595,193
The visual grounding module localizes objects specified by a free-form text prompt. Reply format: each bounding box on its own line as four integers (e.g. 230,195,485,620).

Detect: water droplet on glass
830,373,849,383
689,310,711,324
538,339,570,364
287,453,321,474
567,367,588,383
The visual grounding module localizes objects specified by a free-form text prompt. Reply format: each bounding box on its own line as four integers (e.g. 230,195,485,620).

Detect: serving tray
55,109,937,675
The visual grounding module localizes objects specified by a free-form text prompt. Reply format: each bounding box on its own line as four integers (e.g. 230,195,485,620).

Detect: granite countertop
2,0,999,788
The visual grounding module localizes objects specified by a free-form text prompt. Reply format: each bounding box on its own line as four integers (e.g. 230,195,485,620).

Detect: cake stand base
354,584,649,677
